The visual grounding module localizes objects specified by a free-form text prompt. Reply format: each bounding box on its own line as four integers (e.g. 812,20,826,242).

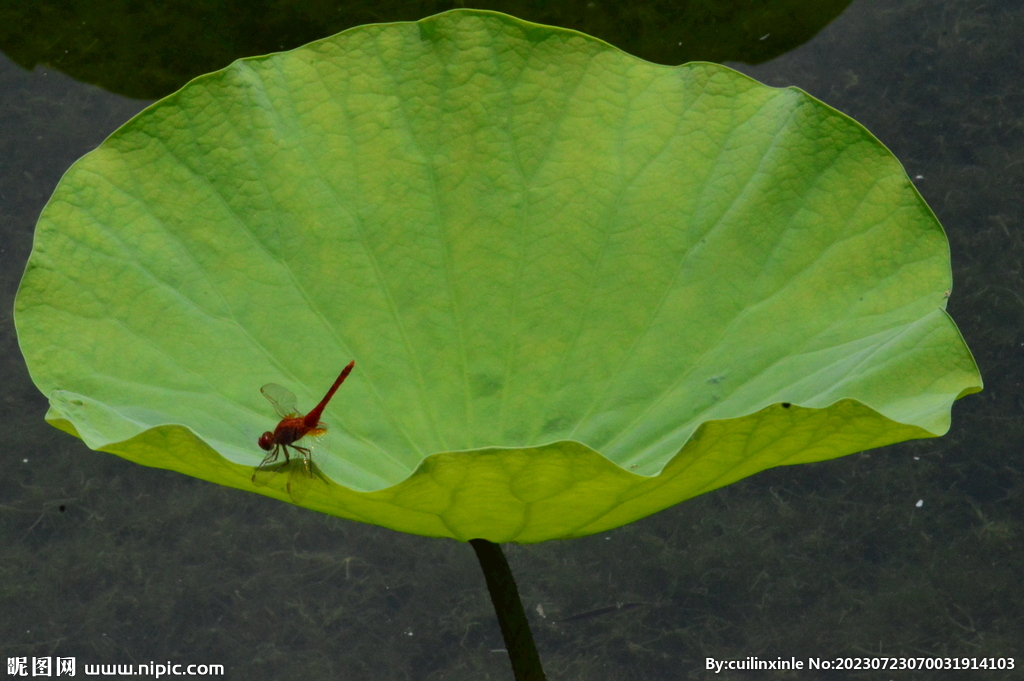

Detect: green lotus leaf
15,10,981,543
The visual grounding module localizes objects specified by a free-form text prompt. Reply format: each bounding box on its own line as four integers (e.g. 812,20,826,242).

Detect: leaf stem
470,539,547,680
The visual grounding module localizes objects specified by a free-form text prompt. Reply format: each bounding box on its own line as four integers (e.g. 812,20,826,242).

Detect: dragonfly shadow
251,457,328,504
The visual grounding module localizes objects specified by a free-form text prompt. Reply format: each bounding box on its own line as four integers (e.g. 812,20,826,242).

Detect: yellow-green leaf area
15,10,981,543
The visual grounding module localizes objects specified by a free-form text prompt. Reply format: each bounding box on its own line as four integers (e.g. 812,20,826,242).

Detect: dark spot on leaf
542,417,569,434
471,373,502,398
59,505,66,513
781,402,791,408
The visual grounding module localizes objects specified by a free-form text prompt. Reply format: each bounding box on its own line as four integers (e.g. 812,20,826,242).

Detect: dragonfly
253,360,355,501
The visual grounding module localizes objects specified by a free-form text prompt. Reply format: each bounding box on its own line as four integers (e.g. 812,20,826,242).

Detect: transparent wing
285,431,329,502
260,383,299,418
285,451,315,503
251,452,285,488
251,444,325,503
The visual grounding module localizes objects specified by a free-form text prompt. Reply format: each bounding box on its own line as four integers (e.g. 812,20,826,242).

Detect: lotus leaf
15,10,981,542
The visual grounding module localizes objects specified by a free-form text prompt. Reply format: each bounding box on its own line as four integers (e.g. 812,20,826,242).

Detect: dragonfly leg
252,445,285,484
288,444,313,476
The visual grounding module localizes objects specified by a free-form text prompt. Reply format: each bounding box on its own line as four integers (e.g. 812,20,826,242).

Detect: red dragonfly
253,360,355,501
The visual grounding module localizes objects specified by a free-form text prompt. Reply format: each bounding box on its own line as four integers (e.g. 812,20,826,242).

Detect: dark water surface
1,1,1021,679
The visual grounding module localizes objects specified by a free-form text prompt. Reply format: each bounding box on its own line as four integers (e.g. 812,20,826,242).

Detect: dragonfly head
257,431,275,451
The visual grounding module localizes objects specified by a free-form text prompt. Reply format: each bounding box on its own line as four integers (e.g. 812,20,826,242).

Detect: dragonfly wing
252,462,285,488
285,453,311,502
251,446,286,487
251,426,327,504
286,449,327,503
252,445,314,499
261,383,299,418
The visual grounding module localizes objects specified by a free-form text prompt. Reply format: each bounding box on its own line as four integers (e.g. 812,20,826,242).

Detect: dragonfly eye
257,432,274,450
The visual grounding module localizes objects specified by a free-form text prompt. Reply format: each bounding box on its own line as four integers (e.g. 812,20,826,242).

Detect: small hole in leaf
781,402,791,408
